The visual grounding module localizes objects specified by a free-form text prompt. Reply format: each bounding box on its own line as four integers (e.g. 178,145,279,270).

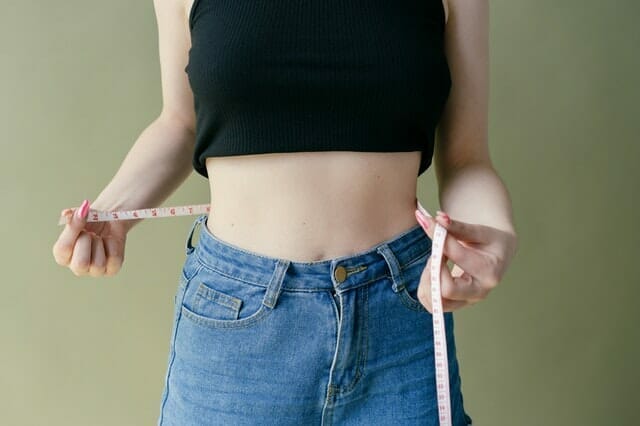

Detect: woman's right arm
53,0,196,276
91,0,197,233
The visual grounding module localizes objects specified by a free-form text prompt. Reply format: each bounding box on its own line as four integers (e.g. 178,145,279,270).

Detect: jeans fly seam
322,290,342,421
334,286,368,396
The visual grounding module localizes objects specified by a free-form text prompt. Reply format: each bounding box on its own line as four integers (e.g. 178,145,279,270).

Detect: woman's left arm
415,0,519,312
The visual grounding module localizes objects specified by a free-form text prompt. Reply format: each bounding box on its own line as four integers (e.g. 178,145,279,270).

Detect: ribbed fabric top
185,0,451,179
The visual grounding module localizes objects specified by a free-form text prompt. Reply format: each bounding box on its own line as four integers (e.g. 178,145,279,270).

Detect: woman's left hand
414,208,518,313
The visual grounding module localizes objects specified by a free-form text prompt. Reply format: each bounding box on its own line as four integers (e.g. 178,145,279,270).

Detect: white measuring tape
57,204,211,226
416,201,452,426
57,200,452,425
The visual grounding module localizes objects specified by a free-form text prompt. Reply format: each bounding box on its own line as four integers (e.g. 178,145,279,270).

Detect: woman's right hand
52,199,130,277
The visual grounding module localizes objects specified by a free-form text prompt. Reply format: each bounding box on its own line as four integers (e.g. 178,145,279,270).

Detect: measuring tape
57,200,452,425
416,200,452,426
432,223,452,426
57,204,211,226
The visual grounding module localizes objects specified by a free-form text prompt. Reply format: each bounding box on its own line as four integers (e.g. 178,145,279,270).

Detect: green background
1,1,638,424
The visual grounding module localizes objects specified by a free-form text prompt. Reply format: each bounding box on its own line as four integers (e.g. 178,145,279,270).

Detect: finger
419,253,456,312
451,263,486,301
442,269,489,302
434,212,491,244
103,236,124,276
435,257,485,302
69,231,92,276
433,228,497,288
53,210,78,265
442,298,473,312
431,252,479,302
416,209,484,281
432,259,478,311
88,234,107,276
415,209,434,240
53,200,91,265
59,208,74,222
418,259,476,313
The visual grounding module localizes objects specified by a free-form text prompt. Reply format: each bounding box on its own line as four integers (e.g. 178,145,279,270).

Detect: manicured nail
76,199,90,219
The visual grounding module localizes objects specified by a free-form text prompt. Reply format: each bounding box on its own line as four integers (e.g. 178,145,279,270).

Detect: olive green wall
1,1,637,425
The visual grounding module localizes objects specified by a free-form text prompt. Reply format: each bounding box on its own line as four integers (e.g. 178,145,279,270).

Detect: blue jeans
157,214,473,425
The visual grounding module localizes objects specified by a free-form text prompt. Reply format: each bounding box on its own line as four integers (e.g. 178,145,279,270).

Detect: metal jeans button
334,265,348,283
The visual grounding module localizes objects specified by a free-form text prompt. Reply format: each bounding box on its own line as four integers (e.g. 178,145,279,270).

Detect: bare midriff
204,150,424,263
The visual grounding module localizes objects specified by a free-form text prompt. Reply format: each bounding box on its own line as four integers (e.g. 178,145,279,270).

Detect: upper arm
434,0,491,176
153,0,195,133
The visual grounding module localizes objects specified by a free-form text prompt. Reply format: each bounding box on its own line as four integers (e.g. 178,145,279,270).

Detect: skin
52,0,518,313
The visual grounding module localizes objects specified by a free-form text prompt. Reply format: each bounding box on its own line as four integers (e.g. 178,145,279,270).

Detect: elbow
157,109,196,138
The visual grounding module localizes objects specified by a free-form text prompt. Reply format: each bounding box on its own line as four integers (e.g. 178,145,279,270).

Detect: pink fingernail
76,199,90,219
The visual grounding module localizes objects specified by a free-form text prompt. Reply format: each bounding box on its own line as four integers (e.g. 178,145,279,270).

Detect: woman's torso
183,0,447,262
204,152,422,263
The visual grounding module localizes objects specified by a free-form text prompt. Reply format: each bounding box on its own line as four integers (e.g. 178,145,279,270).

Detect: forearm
437,162,517,236
90,115,196,233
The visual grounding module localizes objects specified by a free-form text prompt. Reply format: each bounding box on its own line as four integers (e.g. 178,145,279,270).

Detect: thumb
66,199,91,231
54,200,93,267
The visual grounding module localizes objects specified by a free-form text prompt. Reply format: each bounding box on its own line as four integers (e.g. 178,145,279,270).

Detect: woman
52,0,517,424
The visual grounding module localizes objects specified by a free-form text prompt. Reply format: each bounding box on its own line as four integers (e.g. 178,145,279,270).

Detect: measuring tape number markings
57,204,211,226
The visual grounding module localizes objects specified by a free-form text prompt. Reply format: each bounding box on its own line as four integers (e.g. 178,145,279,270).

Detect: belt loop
262,259,290,309
377,244,405,293
185,214,207,255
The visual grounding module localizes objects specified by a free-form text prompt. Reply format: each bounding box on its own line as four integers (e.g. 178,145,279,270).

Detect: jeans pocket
180,263,273,330
396,250,430,312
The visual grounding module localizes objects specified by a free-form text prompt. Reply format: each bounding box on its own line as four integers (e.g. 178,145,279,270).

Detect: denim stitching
158,263,203,424
402,248,432,270
195,282,242,311
192,285,242,321
193,252,267,289
181,304,272,330
398,288,428,312
398,257,429,312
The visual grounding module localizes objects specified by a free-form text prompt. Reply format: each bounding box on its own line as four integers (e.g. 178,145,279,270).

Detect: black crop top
185,0,451,179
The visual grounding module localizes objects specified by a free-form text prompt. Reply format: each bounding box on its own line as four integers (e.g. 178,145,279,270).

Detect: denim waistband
185,213,432,293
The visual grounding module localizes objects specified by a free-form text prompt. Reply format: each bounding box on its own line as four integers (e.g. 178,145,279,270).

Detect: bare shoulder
152,0,196,132
435,0,491,173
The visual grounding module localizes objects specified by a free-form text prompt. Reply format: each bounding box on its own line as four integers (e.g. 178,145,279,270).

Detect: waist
203,152,422,263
